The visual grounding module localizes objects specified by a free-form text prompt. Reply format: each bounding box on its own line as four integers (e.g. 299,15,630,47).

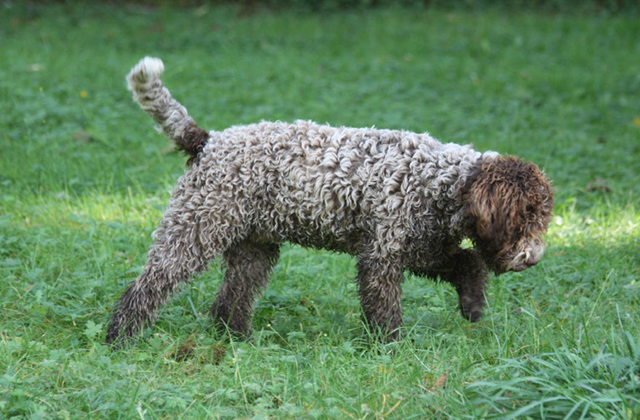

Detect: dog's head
464,155,553,274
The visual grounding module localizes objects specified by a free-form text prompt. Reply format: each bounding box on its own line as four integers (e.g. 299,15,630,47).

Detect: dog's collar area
456,153,492,200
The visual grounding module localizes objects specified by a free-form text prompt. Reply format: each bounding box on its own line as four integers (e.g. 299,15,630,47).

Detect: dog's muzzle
506,240,545,272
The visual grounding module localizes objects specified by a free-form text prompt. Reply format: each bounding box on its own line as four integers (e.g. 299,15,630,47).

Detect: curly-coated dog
106,57,553,347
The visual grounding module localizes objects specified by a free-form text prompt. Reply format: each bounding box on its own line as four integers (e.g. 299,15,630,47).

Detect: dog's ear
464,156,552,272
465,159,520,261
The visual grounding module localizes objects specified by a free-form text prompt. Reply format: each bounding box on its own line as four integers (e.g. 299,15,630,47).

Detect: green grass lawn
1,3,640,419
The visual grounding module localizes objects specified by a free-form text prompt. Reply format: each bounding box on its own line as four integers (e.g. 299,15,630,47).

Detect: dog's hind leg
106,190,248,348
106,222,207,347
210,241,280,336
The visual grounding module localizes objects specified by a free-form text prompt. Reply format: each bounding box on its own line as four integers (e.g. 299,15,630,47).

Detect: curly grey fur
106,57,553,347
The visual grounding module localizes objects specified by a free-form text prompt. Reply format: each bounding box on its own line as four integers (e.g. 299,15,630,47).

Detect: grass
1,3,640,419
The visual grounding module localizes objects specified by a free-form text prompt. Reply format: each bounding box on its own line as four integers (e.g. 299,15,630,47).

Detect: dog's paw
105,321,138,350
105,331,129,350
210,304,253,338
459,295,484,322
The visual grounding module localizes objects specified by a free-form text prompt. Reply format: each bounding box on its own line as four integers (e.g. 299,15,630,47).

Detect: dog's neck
456,152,499,201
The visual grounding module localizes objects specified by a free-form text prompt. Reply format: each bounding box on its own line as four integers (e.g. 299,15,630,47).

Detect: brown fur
464,156,553,274
179,121,209,165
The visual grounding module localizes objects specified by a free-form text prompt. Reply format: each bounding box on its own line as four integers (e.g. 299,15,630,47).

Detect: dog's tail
126,57,208,161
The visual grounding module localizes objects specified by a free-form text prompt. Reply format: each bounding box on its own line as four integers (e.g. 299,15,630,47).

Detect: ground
1,4,639,419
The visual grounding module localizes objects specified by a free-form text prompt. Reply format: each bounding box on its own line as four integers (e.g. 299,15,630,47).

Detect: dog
106,57,553,347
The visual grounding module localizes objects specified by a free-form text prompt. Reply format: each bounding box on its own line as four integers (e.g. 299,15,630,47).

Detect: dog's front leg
408,248,489,322
438,248,489,322
356,255,404,341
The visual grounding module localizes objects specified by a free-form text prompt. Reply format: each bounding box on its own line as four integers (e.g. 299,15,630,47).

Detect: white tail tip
127,57,165,90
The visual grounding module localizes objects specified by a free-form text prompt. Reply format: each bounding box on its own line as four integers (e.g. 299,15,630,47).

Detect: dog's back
195,120,484,256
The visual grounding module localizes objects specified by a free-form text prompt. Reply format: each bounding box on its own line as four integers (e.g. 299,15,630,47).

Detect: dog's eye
526,205,535,213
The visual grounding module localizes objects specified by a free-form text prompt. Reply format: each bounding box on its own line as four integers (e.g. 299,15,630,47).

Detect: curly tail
126,57,208,161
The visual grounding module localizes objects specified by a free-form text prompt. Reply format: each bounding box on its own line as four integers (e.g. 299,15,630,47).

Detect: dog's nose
525,255,539,267
510,253,540,272
524,242,545,268
525,252,542,267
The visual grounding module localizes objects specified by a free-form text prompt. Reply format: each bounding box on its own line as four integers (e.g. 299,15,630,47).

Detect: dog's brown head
464,155,553,274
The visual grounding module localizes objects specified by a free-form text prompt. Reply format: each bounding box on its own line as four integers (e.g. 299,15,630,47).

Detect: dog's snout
507,241,545,272
525,253,540,268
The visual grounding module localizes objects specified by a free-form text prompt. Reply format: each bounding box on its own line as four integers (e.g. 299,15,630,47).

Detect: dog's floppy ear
465,158,519,260
464,156,551,272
